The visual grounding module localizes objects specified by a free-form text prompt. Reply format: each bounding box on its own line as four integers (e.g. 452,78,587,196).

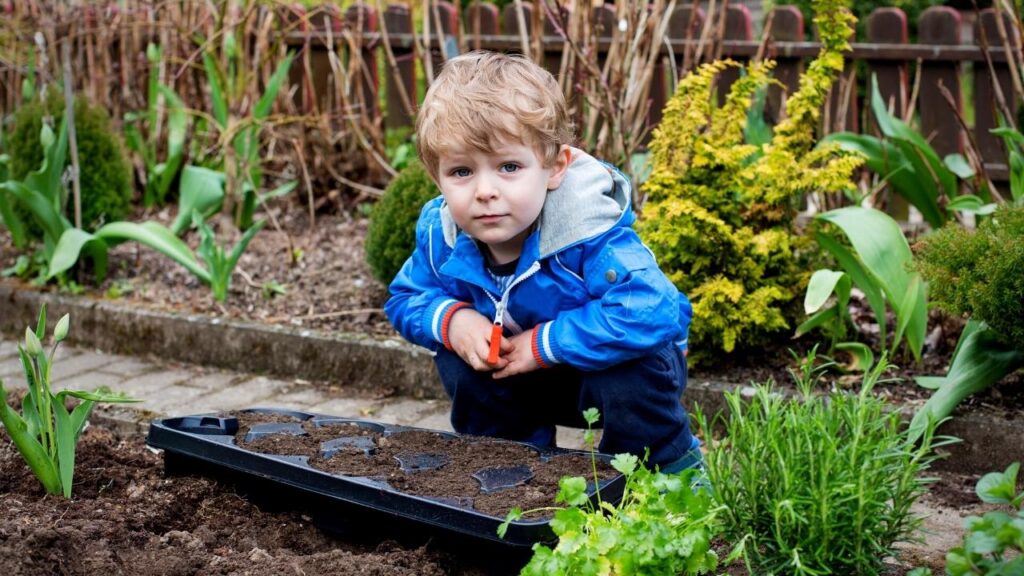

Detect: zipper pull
487,302,504,365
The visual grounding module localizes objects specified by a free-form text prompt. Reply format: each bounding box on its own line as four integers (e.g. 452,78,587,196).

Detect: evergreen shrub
8,92,133,233
365,160,440,285
916,205,1024,351
638,0,862,362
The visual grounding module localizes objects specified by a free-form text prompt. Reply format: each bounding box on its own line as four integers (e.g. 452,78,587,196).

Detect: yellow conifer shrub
639,0,863,362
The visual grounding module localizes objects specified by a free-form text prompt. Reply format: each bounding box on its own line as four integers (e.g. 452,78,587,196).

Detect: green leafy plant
638,0,862,361
193,211,265,303
826,76,995,229
695,351,946,575
909,205,1024,440
124,43,188,208
944,462,1024,575
0,305,138,497
798,206,928,365
365,160,440,285
499,408,723,575
8,92,133,233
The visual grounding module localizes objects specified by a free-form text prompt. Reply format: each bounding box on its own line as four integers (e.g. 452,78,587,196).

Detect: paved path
0,337,590,449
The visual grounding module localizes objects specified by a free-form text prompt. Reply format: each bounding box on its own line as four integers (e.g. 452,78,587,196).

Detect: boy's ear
546,145,572,190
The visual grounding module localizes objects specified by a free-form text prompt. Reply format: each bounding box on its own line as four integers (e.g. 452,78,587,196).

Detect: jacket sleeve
384,199,470,352
530,227,684,371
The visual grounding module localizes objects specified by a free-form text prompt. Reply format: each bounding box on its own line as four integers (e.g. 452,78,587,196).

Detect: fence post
918,6,963,157
975,7,1019,178
383,4,415,131
766,6,804,125
718,4,753,104
346,4,379,123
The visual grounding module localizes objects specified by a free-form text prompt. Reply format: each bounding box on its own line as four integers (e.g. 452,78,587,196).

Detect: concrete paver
50,350,117,381
0,355,26,380
0,339,18,359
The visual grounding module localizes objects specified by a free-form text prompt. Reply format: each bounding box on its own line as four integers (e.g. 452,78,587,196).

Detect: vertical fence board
718,5,753,104
918,6,963,157
866,8,910,219
502,1,533,55
975,7,1019,168
766,6,804,124
465,2,499,52
866,7,908,129
383,4,415,130
346,4,379,122
823,10,857,134
661,5,706,132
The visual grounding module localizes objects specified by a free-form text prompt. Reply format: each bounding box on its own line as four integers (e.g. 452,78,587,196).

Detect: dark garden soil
0,424,492,576
1,413,993,576
230,410,617,519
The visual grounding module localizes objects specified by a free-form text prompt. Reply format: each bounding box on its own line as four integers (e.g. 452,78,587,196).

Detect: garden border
1,281,1022,474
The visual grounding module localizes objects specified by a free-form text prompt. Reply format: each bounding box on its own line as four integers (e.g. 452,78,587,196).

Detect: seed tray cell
146,408,625,546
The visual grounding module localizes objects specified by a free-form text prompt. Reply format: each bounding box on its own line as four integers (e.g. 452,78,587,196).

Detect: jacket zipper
485,261,541,364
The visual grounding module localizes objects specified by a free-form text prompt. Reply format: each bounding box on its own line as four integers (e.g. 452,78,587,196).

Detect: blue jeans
433,343,697,471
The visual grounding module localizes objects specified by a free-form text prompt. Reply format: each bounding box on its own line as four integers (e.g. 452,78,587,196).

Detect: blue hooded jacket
385,148,692,371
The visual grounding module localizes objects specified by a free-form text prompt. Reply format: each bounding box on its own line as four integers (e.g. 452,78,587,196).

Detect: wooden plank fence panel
975,7,1019,167
919,6,964,157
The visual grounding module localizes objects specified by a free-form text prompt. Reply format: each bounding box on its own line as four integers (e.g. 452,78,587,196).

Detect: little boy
385,51,701,474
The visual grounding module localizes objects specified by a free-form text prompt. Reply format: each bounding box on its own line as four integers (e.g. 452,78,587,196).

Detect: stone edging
0,284,441,399
2,283,1021,473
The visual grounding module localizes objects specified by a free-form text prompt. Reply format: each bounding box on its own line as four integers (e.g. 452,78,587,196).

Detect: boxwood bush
916,205,1024,351
365,160,440,285
8,92,133,233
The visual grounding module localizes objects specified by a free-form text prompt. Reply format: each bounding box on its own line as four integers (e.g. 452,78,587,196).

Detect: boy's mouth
474,214,506,223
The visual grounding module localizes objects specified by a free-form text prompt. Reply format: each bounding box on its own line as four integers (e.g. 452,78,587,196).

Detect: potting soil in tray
146,408,625,547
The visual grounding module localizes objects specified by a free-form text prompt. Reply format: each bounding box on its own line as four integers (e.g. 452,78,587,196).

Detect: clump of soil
0,423,505,576
229,410,618,518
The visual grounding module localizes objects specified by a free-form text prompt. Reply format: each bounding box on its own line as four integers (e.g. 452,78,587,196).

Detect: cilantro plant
498,408,723,575
695,352,948,575
0,305,138,497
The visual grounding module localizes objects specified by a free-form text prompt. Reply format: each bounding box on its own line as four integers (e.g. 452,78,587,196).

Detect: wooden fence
1,2,1021,185
283,2,1022,180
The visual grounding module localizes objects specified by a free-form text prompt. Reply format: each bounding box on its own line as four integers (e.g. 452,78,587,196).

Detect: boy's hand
492,331,540,379
448,308,514,371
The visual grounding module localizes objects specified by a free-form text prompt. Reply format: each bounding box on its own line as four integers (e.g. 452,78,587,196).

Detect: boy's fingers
500,337,515,354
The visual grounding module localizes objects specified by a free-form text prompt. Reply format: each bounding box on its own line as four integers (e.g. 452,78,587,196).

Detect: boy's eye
499,163,520,173
450,167,472,178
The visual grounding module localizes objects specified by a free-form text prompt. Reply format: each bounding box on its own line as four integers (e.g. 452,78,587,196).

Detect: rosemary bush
695,354,946,575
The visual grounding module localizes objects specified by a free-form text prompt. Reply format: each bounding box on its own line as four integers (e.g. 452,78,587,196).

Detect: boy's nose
474,176,499,200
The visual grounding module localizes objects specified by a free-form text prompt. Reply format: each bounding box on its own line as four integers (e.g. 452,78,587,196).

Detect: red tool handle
486,324,502,365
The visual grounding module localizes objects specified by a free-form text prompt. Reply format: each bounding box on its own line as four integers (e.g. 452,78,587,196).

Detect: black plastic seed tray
145,408,625,547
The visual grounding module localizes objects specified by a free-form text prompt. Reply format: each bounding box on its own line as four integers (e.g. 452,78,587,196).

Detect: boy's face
437,141,570,264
